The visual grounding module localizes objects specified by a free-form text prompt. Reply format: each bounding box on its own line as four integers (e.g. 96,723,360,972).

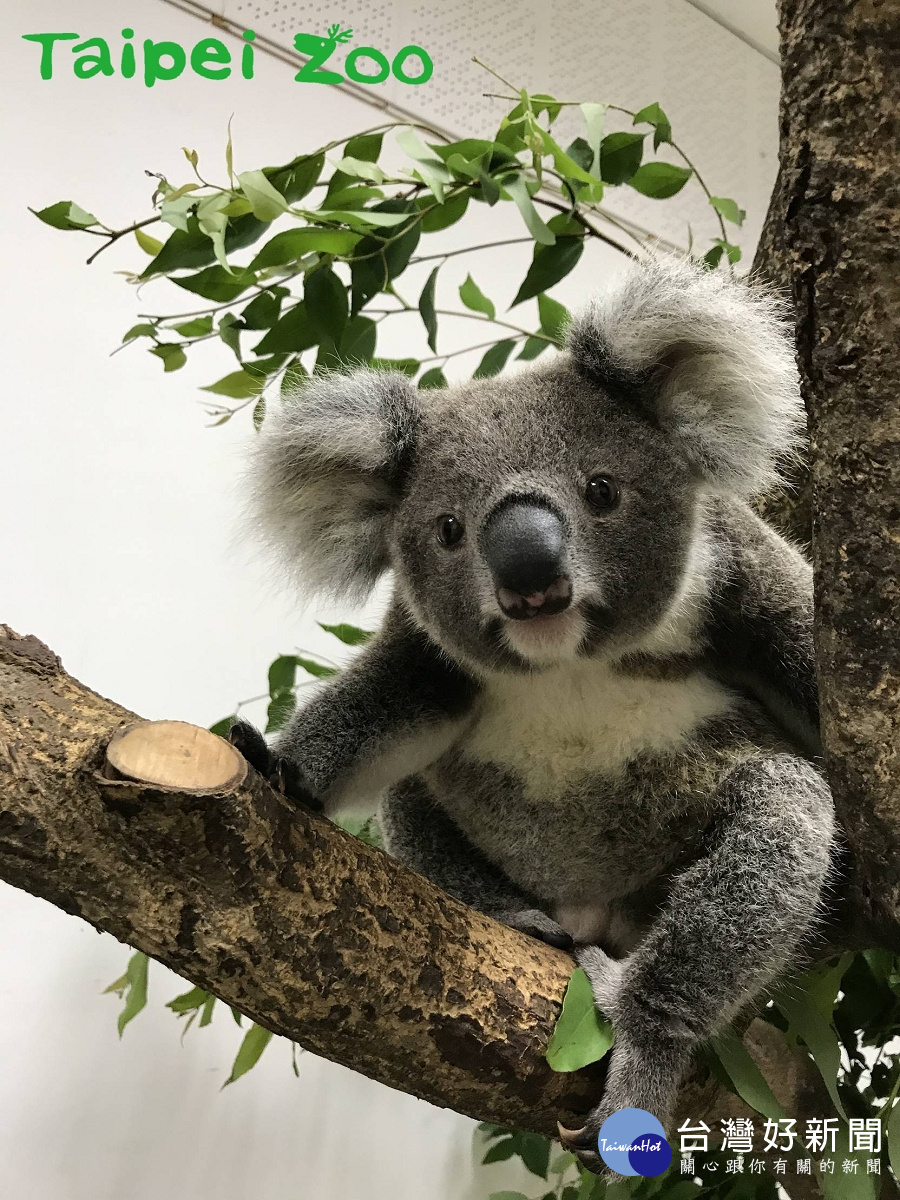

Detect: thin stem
410,238,533,265
419,334,526,366
86,216,163,265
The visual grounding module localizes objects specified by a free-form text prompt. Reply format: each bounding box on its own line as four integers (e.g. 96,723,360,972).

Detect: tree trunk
777,0,900,934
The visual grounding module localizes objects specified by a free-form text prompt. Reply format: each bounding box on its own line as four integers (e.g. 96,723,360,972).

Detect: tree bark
777,0,900,934
0,623,818,1144
0,624,601,1132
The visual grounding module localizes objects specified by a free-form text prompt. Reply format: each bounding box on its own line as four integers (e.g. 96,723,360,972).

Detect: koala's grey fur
246,257,835,1172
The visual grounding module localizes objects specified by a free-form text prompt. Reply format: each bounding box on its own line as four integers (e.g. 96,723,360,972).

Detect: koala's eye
436,514,465,547
585,475,620,512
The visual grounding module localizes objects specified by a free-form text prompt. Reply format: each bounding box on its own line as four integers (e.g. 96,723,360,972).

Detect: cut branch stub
104,720,246,794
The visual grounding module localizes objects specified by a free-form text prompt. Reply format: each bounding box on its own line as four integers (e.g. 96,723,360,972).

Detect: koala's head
251,258,801,673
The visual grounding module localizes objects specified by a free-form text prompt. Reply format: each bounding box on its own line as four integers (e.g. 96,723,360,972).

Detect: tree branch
0,624,848,1164
0,623,604,1132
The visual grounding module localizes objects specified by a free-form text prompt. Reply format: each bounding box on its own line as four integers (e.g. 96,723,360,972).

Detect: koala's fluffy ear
567,257,803,495
250,369,418,600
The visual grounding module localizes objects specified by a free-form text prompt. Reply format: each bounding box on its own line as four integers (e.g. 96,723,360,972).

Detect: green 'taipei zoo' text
21,27,434,88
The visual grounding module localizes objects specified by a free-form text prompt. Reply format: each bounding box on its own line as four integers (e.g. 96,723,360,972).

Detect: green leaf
30,200,98,230
538,129,598,186
819,1122,881,1200
237,170,289,221
294,656,338,680
775,973,849,1121
305,265,348,343
345,133,384,162
122,323,156,343
419,266,439,354
135,227,164,256
512,227,585,306
167,986,210,1014
538,293,570,346
199,994,215,1027
322,208,416,229
141,213,267,278
599,132,645,185
240,288,288,330
504,173,555,245
269,153,325,204
418,367,448,389
335,156,386,185
371,357,419,376
224,1022,273,1086
546,968,614,1072
348,200,421,314
340,314,377,364
209,715,236,737
421,191,469,233
709,237,742,265
252,397,266,431
628,162,693,198
200,370,262,399
318,622,371,646
218,313,242,358
249,227,359,269
580,103,606,176
483,1139,517,1164
488,1194,529,1200
474,339,516,379
459,274,495,321
172,265,257,303
518,1133,552,1179
172,315,213,337
111,951,148,1037
266,690,295,733
150,344,187,373
708,1027,784,1119
518,336,550,361
551,1151,577,1175
253,302,319,356
281,357,307,397
633,102,672,150
396,126,452,202
709,196,746,226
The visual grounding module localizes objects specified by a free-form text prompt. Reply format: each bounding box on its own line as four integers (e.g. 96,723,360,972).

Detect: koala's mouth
500,602,586,662
496,575,572,621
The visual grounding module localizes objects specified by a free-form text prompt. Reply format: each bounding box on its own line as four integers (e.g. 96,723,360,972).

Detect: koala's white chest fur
461,659,736,801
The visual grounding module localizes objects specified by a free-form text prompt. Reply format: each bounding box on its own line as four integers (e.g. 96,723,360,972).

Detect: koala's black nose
480,500,572,619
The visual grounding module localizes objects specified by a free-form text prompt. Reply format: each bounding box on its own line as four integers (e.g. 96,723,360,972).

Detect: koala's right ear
249,369,418,601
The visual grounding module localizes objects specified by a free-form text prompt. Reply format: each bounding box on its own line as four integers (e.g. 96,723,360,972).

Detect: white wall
1,2,778,1197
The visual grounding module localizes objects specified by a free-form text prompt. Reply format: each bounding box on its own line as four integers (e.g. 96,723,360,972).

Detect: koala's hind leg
380,778,573,949
559,753,835,1176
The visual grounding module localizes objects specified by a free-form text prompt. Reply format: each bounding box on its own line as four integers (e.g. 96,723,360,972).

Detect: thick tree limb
0,623,818,1144
0,623,604,1132
777,0,900,933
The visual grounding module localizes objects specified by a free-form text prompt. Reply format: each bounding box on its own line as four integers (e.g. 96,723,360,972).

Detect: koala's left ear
567,257,803,495
249,368,418,601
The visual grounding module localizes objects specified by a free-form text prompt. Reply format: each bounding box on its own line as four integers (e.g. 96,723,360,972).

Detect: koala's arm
704,497,820,755
272,603,478,814
380,778,574,949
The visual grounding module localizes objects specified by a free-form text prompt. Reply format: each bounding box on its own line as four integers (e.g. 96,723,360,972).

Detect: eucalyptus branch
86,216,163,266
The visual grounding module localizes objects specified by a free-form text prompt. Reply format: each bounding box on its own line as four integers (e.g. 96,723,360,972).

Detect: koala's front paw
558,1034,684,1177
228,720,323,813
501,908,574,950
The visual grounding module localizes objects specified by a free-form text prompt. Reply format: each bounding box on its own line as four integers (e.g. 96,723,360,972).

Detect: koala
233,257,835,1175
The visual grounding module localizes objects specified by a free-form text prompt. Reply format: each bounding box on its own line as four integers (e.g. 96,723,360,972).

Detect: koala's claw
228,719,323,813
557,1120,607,1176
503,908,574,950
